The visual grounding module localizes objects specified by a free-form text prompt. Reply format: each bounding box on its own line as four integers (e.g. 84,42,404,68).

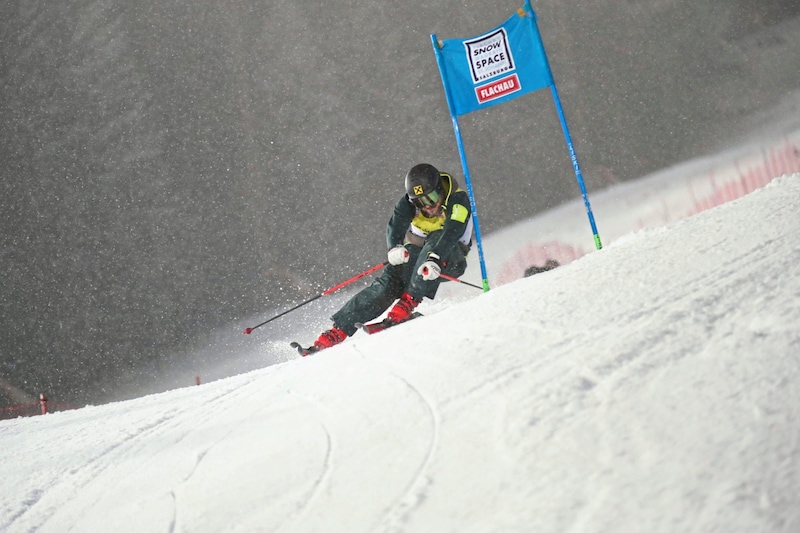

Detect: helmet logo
413,185,424,196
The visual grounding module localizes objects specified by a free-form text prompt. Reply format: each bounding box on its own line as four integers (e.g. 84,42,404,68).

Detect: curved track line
273,396,334,533
17,380,255,533
375,372,441,533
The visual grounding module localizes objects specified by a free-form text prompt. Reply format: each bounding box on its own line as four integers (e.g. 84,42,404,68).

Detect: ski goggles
414,189,441,207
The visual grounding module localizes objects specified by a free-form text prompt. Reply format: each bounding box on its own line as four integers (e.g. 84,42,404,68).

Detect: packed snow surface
2,171,799,532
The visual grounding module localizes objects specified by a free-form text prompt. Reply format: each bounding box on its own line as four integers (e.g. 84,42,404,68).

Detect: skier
300,163,474,354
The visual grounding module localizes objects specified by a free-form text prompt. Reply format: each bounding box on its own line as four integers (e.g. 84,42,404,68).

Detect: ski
290,341,319,357
291,311,423,355
355,312,423,335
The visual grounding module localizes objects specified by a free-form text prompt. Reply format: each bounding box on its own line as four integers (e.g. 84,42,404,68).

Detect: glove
417,253,442,281
387,245,410,265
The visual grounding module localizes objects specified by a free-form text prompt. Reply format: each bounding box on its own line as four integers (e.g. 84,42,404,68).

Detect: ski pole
243,261,388,334
439,273,483,290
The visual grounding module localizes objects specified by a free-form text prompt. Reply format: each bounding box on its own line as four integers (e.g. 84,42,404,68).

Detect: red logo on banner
475,74,521,104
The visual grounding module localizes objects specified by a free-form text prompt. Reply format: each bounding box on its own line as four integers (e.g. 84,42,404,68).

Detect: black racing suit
331,174,473,336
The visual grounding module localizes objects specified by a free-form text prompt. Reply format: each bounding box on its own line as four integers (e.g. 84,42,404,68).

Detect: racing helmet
405,163,444,207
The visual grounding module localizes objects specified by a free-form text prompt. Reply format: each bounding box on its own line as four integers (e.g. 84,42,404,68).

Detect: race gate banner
433,4,553,116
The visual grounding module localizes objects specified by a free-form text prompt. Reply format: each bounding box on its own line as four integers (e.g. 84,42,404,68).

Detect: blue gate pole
550,85,602,250
522,0,602,249
432,34,491,291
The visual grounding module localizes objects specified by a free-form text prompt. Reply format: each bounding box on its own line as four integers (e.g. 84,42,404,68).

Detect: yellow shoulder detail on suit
450,203,469,223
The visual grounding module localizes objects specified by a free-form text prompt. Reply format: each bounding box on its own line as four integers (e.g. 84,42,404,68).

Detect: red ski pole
439,272,483,290
243,262,388,334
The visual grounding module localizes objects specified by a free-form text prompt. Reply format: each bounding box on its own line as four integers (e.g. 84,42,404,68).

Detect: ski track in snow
4,377,257,532
271,392,334,533
168,387,264,533
9,408,189,531
372,370,441,533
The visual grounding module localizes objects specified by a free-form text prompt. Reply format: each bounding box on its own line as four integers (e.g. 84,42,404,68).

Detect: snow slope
1,167,799,531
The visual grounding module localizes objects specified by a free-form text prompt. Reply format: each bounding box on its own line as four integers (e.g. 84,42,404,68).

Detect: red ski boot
386,292,420,325
313,326,347,351
291,326,348,356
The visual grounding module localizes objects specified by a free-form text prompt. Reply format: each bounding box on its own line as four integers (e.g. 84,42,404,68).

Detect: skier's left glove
417,253,442,281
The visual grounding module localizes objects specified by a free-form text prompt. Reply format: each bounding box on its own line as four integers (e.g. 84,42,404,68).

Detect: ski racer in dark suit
306,163,474,353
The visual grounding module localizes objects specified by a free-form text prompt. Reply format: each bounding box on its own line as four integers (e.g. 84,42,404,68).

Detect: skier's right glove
418,252,442,280
387,245,410,265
